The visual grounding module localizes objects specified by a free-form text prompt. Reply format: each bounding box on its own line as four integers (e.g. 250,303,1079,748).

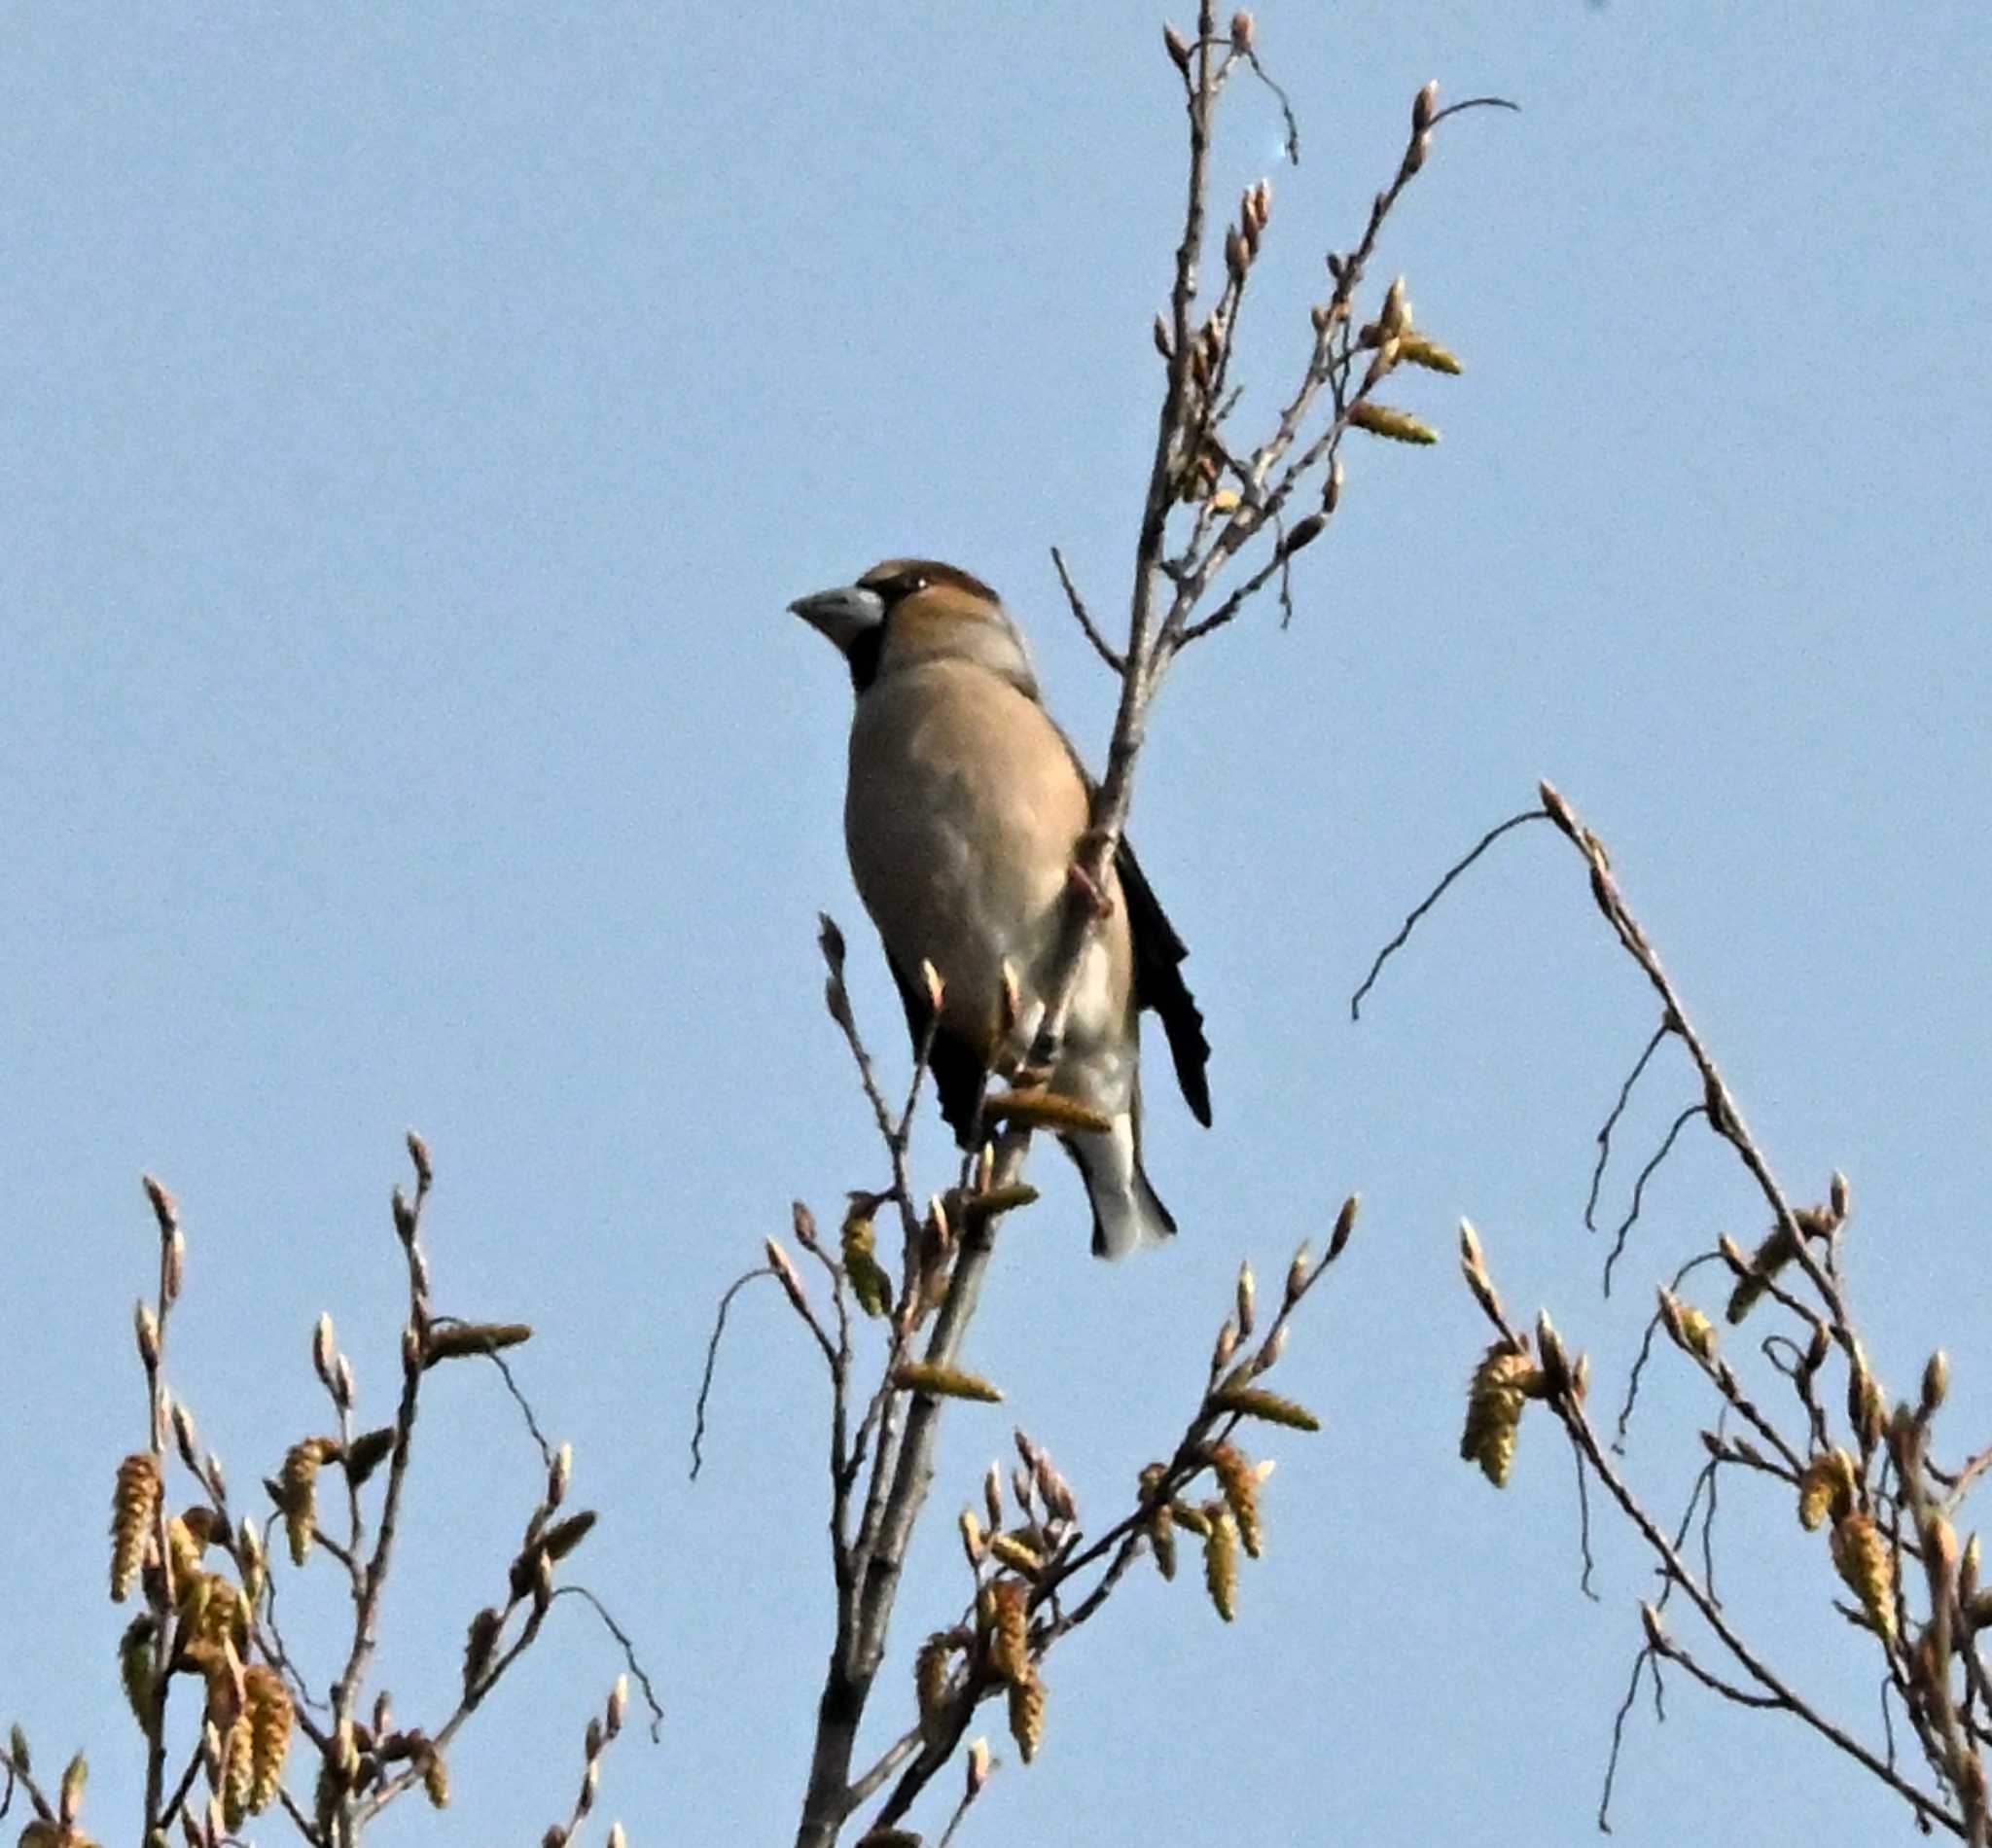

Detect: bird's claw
1067,851,1115,920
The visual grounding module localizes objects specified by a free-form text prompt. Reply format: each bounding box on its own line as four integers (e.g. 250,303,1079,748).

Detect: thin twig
329,1161,433,1841
1349,809,1547,1019
935,1780,981,1848
1647,1628,1789,1709
475,1339,558,1472
552,1584,667,1742
689,1266,775,1481
1050,547,1124,674
1585,1018,1674,1231
845,1724,925,1812
1602,1104,1706,1297
1570,1428,1599,1601
1598,1642,1654,1832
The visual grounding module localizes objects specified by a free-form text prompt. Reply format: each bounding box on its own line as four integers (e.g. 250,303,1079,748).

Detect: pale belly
845,661,1135,1106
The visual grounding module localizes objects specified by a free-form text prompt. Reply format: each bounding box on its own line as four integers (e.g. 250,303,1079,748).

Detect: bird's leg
1066,830,1118,919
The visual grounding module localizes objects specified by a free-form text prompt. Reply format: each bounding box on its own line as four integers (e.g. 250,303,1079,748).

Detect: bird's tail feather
1062,1119,1177,1260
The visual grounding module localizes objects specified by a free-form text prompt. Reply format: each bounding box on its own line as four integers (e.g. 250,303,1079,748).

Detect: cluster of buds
451,1459,598,1712
535,1675,630,1848
1224,178,1273,286
1454,1222,1588,1488
311,1312,355,1413
312,1699,461,1827
508,1505,598,1612
959,1429,1080,1583
1134,1227,1338,1614
951,1429,1085,1767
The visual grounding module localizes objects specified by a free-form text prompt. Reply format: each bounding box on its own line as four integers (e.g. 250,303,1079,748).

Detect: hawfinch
790,559,1211,1258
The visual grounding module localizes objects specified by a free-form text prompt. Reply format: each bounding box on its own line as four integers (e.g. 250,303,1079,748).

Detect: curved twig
1349,808,1548,1020
1585,1018,1674,1232
690,1266,776,1481
1049,547,1124,674
551,1584,667,1742
1602,1104,1706,1297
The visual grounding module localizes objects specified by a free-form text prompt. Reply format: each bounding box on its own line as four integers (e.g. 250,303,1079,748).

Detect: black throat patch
845,623,885,694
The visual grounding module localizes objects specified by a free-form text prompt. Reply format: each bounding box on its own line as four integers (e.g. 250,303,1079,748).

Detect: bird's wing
1042,718,1214,1127
883,952,989,1148
1115,835,1213,1127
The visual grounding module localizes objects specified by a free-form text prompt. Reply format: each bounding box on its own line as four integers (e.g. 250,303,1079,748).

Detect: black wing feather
1117,837,1213,1127
884,954,987,1148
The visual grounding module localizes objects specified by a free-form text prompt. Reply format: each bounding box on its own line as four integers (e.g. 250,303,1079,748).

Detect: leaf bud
1921,1350,1949,1418
135,1300,161,1370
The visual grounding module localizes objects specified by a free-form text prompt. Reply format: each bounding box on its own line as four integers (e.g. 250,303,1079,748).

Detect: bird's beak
788,583,885,656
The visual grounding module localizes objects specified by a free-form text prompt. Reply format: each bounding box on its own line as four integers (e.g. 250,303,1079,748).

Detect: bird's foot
1066,845,1115,920
1007,1055,1055,1093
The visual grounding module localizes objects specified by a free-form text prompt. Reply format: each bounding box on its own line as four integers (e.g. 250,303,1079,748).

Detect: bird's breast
844,661,1128,1056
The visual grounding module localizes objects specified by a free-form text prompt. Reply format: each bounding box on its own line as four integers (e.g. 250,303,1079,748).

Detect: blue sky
4,4,1989,1843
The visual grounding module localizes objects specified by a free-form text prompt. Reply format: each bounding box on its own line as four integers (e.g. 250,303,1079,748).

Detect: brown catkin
1461,1343,1539,1488
1832,1511,1897,1644
463,1607,503,1692
914,1633,955,1745
1208,1445,1263,1558
241,1665,293,1814
1399,335,1463,374
1209,1384,1321,1432
111,1453,161,1601
182,1572,249,1659
1798,1449,1856,1533
1348,401,1439,444
1007,1670,1045,1763
421,1749,449,1809
119,1615,157,1728
892,1362,1003,1404
1725,1226,1798,1325
988,1579,1029,1685
839,1204,892,1319
220,1720,254,1830
1203,1508,1239,1621
280,1440,326,1566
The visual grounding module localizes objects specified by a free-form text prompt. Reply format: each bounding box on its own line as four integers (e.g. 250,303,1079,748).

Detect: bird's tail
1062,1117,1178,1260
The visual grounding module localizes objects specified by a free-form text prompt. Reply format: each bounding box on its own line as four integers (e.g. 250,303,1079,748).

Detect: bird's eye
906,574,928,593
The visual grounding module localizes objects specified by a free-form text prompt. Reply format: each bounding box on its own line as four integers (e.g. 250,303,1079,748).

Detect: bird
788,557,1211,1258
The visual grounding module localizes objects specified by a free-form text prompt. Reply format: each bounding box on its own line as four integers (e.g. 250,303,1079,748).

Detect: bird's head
789,559,1038,697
